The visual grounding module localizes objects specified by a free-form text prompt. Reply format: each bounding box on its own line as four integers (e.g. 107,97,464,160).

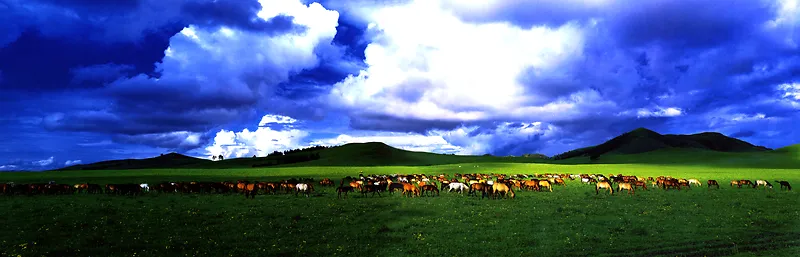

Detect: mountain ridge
551,127,770,160
52,128,794,171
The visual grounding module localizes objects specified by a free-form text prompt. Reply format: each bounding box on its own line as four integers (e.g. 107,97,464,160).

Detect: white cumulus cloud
64,160,82,166
327,0,590,125
259,114,298,126
205,115,310,159
34,156,54,166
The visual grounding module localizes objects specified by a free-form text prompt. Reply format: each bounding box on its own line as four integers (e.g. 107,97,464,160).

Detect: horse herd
1,172,791,199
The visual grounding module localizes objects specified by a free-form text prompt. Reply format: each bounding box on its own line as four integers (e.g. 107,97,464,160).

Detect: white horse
139,183,149,192
755,180,773,189
448,183,468,193
296,183,312,197
687,179,702,187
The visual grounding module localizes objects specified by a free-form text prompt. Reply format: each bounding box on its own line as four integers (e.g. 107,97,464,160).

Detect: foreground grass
1,163,799,256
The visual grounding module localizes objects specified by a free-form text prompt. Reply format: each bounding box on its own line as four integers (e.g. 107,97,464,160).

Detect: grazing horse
336,186,354,199
296,183,313,197
140,184,149,193
361,184,386,197
243,183,258,199
553,178,566,187
448,182,468,194
388,183,405,195
524,180,540,191
707,180,720,189
737,180,754,188
633,181,648,191
596,181,613,195
420,185,440,197
617,183,634,195
468,183,490,199
73,183,89,194
348,181,362,192
319,178,334,187
687,179,702,187
775,181,792,191
538,180,552,192
491,183,515,199
402,183,421,198
730,180,740,188
754,180,773,189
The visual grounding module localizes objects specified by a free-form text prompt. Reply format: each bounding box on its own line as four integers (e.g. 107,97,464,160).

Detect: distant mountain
552,128,771,160
58,152,210,171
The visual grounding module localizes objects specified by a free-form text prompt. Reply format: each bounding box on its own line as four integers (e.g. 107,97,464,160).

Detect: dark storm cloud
608,0,776,49
0,25,182,91
731,130,757,138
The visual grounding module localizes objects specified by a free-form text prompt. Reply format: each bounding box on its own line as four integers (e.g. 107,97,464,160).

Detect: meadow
1,163,799,257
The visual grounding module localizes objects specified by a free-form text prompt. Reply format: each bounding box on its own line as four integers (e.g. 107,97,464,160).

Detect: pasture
1,163,799,257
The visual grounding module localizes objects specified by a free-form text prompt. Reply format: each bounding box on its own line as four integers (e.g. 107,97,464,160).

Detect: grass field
1,163,799,257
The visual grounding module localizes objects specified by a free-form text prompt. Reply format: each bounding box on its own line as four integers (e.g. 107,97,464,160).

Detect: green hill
195,142,544,168
775,144,800,153
59,153,210,171
56,130,799,171
552,128,770,160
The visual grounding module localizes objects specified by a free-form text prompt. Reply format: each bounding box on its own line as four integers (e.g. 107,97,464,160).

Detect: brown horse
523,180,539,191
420,185,440,197
553,178,566,187
730,180,740,187
319,178,334,187
388,183,405,195
775,181,792,191
596,181,613,195
707,180,720,189
737,180,754,188
632,181,648,191
468,183,490,199
336,186,354,199
618,183,634,195
243,183,258,199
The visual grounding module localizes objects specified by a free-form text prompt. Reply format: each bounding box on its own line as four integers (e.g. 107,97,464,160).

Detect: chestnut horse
736,180,754,188
468,183,490,199
243,183,258,199
420,185,440,197
596,181,613,195
632,181,648,191
402,183,421,197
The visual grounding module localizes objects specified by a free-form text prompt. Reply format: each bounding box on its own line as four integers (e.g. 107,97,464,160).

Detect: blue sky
1,0,799,170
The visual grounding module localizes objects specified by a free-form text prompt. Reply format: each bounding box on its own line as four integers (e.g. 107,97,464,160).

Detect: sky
1,0,799,171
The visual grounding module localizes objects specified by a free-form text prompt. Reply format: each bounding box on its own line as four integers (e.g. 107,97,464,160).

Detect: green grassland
2,159,800,257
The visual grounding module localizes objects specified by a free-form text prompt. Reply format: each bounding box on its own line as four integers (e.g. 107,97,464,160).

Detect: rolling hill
55,129,799,171
58,153,211,171
551,128,770,160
